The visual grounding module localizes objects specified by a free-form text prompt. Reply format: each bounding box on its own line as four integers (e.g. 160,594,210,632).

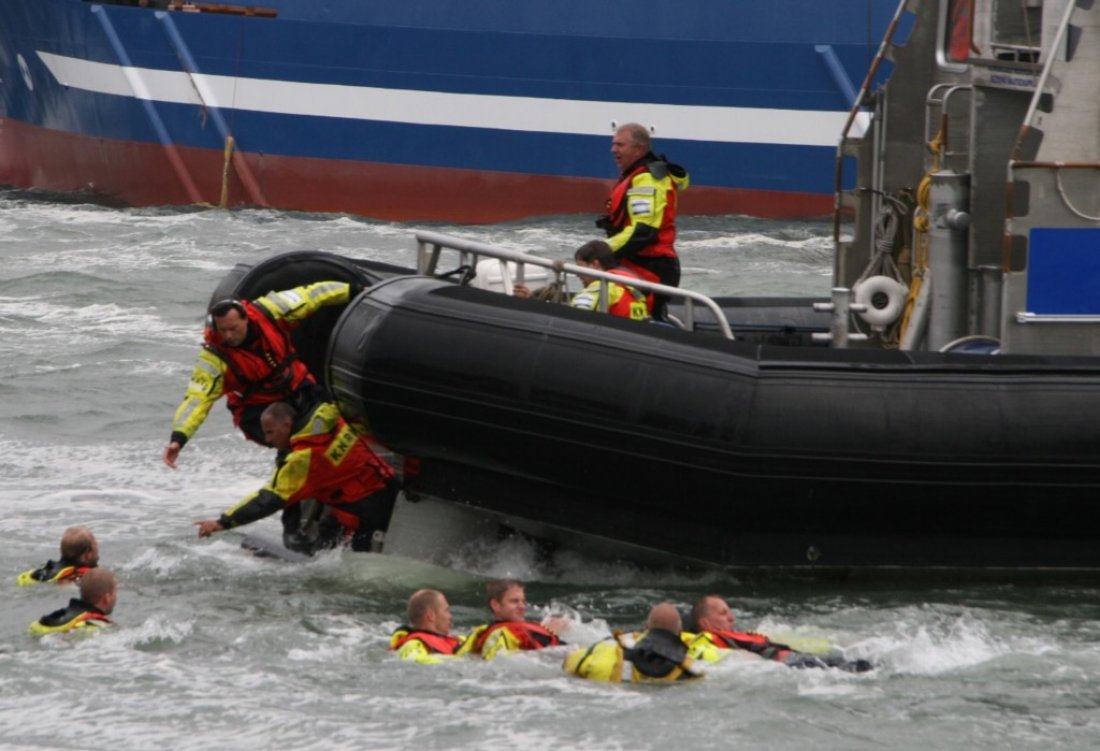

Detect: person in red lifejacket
569,240,652,321
467,579,566,660
595,122,689,321
29,567,117,637
193,400,398,554
685,595,872,672
389,589,473,664
17,525,100,586
163,281,355,469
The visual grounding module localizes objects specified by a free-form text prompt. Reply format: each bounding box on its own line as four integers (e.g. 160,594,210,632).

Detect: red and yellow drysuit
169,281,352,448
684,629,793,663
389,626,473,664
28,598,112,636
467,620,562,660
570,266,651,321
599,155,689,288
17,559,95,587
215,402,396,543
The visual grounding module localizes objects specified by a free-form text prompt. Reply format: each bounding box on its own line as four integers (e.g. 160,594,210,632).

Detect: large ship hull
0,0,890,220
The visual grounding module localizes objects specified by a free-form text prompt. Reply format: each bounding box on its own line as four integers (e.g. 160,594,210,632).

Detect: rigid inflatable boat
211,0,1100,572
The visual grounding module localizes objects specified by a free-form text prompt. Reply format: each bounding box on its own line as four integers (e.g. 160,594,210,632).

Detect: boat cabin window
973,0,1047,63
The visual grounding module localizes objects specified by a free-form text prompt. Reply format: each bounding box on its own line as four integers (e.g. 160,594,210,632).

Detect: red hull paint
0,119,834,221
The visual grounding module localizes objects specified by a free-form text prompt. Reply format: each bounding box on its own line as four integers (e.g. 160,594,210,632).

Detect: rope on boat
219,136,235,209
898,128,944,341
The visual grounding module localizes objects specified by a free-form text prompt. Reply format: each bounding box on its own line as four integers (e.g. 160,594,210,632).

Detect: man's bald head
645,602,683,633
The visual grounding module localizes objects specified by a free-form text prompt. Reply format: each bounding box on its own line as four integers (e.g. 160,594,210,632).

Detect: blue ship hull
0,0,893,220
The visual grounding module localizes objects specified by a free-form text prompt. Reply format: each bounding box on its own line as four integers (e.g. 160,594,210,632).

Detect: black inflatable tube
326,275,1100,568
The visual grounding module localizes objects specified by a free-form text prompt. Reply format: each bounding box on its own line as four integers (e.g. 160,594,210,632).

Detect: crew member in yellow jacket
465,579,566,660
389,589,474,664
563,602,702,683
17,525,99,586
163,280,355,468
29,568,117,637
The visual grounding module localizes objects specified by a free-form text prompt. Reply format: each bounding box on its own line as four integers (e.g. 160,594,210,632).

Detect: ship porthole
17,54,33,91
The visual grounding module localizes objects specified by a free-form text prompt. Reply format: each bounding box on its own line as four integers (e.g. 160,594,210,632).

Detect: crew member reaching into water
163,281,355,469
563,602,702,683
685,595,873,672
29,567,117,636
389,589,473,664
596,122,688,321
466,579,566,660
193,400,398,554
18,526,99,586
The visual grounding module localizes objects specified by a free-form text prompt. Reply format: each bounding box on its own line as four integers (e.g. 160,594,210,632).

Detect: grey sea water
1,190,1099,750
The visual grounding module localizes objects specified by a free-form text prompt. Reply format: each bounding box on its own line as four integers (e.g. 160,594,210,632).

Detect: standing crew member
163,281,355,468
193,400,398,553
596,122,688,321
389,589,473,664
467,579,566,660
18,526,100,586
29,568,118,636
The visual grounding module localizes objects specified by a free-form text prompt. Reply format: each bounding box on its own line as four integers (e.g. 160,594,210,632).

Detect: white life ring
853,275,908,329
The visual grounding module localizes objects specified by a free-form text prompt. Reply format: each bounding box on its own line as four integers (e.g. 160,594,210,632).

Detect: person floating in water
562,602,702,682
466,579,566,660
17,525,99,586
29,567,118,637
163,281,355,468
685,594,873,672
389,589,473,664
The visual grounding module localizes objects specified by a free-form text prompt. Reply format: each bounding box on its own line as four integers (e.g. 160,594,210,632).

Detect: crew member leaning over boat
390,589,474,664
465,579,565,660
562,602,702,683
17,525,99,586
163,280,355,469
29,568,117,637
684,595,873,672
193,400,398,554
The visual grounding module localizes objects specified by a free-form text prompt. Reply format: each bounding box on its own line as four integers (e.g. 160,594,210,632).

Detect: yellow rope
897,127,944,339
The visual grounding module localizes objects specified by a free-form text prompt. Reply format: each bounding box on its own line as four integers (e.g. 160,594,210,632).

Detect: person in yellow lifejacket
596,122,689,321
163,281,355,469
193,400,398,554
562,602,702,683
29,567,117,637
389,589,474,664
569,240,651,321
466,579,567,660
17,525,99,586
685,595,873,672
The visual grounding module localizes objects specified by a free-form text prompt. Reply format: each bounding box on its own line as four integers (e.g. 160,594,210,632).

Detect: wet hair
617,122,652,151
262,401,297,424
407,588,444,626
486,579,523,604
60,526,96,562
79,568,116,606
208,298,247,318
574,240,617,270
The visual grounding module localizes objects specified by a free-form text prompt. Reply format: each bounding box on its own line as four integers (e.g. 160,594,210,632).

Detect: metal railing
414,230,734,339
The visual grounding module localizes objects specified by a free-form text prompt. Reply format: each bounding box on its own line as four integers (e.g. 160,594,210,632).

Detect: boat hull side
327,277,1100,568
